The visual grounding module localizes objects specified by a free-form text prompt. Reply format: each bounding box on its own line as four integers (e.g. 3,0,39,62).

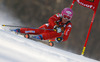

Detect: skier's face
62,17,68,23
62,15,70,23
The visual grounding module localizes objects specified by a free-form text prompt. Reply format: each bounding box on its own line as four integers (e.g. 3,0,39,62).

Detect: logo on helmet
66,11,72,15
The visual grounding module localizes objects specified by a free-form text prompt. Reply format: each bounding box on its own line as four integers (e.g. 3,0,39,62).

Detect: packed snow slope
0,28,99,62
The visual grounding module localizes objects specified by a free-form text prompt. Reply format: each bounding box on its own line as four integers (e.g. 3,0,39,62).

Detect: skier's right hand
55,37,63,43
54,25,62,33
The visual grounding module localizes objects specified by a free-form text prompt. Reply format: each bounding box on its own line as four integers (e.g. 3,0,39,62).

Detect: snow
0,29,99,62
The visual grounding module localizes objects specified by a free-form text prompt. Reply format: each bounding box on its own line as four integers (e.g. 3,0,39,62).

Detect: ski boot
11,29,20,33
48,40,54,46
32,35,43,40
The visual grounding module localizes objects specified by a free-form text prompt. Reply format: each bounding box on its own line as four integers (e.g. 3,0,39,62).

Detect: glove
54,25,62,33
55,37,63,43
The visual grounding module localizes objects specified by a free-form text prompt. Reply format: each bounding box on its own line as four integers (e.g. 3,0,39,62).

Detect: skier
14,8,73,46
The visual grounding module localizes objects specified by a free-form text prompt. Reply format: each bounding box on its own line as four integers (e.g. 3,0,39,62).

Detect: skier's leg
39,23,53,32
42,31,62,40
31,23,53,40
32,23,54,40
12,28,45,35
32,23,62,40
21,28,45,34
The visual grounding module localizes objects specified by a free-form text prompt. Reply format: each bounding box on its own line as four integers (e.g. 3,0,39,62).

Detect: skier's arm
62,24,72,41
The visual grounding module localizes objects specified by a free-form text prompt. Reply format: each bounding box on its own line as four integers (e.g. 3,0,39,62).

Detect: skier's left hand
54,25,62,33
55,37,63,43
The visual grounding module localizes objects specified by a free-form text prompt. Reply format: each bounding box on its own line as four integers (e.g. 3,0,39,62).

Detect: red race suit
20,13,72,42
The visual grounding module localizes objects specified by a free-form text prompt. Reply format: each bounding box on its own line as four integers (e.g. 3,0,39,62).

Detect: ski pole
2,24,54,31
2,25,29,28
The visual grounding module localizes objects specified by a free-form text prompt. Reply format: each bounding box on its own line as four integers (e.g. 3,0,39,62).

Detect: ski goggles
63,15,71,20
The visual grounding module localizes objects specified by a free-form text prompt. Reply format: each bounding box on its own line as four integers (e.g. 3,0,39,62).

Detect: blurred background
0,0,100,61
